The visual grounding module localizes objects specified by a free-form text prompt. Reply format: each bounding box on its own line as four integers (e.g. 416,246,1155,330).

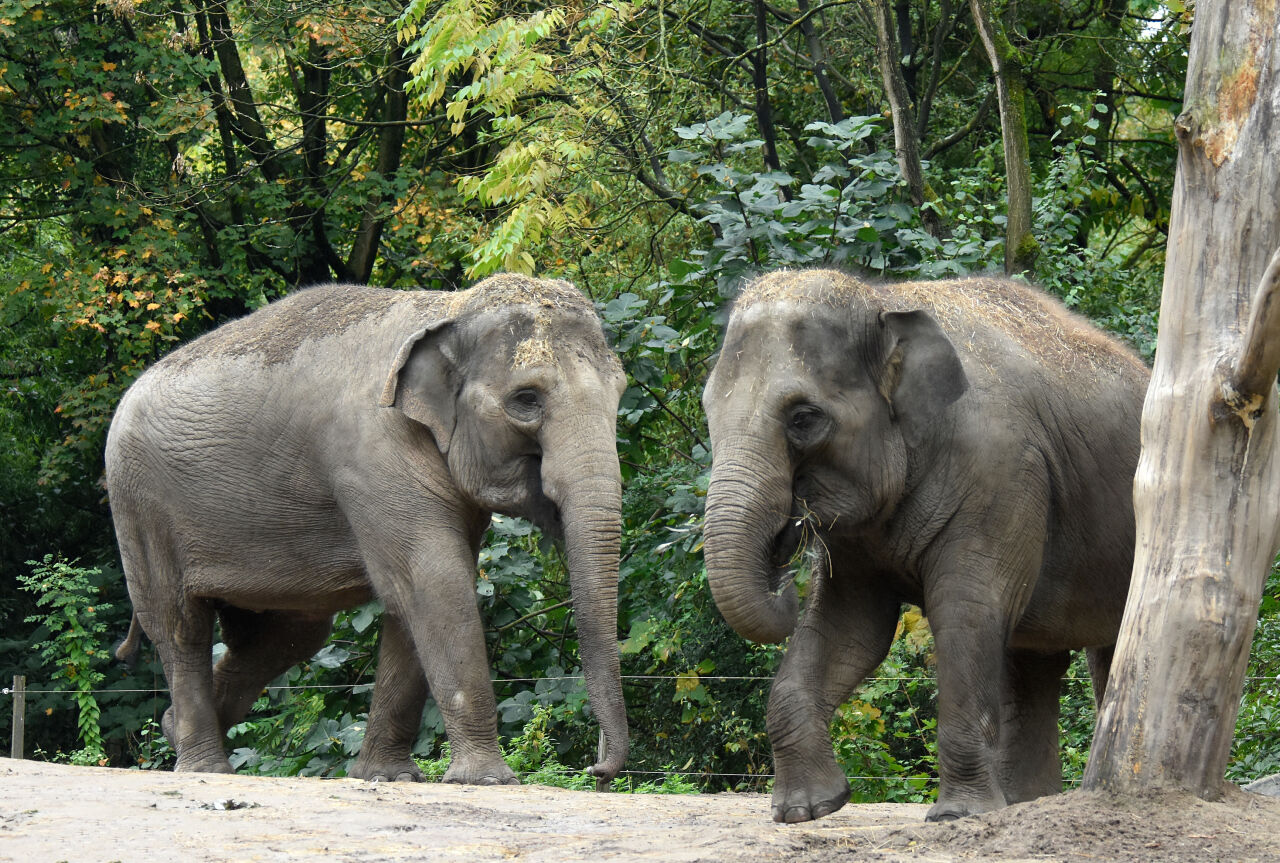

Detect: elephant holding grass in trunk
106,275,628,787
702,269,1149,822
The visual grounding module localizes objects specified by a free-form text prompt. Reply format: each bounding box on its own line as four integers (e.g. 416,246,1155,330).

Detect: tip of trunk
709,576,799,644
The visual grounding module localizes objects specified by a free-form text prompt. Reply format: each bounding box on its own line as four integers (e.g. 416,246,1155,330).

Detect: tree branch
923,89,994,159
794,0,844,123
916,0,957,139
752,0,785,182
348,43,411,283
1222,248,1280,425
198,0,284,182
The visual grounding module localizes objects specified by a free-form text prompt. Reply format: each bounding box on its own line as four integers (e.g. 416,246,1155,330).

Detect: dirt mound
796,786,1280,862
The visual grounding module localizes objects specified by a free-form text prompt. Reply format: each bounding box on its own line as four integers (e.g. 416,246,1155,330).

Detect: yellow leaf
144,320,161,332
41,262,53,274
146,302,160,310
102,62,117,71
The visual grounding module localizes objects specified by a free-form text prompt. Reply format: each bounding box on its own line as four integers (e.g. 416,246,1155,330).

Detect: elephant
701,268,1149,823
106,274,628,788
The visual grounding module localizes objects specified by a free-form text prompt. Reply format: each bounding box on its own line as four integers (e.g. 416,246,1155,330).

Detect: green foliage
226,603,386,778
396,0,635,278
133,718,176,771
664,112,1002,292
1058,652,1097,789
17,556,112,763
1228,563,1280,783
839,610,939,804
415,705,700,793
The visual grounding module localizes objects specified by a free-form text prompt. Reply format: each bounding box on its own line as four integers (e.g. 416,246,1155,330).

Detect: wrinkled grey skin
106,275,628,787
702,269,1149,823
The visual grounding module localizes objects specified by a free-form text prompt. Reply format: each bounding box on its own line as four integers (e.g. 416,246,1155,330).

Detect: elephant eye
785,404,827,446
506,388,544,425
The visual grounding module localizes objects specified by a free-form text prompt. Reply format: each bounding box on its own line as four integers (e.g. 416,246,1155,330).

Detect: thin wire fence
5,673,1280,697
5,672,1277,787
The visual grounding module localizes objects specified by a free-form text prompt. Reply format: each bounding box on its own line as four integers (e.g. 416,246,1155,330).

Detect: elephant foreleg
767,563,900,823
379,549,517,787
997,648,1070,804
349,612,429,782
926,603,1009,821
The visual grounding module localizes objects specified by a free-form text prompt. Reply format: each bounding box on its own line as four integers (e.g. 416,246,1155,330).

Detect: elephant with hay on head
701,268,1149,822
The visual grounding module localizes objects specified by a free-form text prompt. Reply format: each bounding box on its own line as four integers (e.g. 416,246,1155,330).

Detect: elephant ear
877,309,968,425
379,319,459,454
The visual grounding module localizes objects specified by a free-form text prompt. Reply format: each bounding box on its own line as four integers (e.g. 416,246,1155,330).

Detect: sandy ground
3,759,1279,862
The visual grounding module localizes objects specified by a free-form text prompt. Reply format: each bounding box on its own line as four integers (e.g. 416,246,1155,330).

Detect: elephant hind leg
212,607,334,736
997,648,1071,804
142,598,232,773
1086,644,1114,711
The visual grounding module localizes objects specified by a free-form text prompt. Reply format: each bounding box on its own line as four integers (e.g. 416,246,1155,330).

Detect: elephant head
380,275,629,784
701,270,967,643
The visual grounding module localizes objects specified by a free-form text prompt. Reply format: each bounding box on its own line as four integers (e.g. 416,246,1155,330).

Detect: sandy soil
2,759,1279,862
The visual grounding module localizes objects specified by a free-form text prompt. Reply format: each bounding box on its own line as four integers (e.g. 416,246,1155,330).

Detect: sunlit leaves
397,1,635,277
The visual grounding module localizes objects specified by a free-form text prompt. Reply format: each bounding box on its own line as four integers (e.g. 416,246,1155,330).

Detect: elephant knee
766,676,826,747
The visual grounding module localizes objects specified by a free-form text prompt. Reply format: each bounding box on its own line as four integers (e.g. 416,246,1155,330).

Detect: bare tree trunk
871,0,941,237
752,0,783,177
968,0,1036,275
1083,1,1280,798
348,43,411,283
795,0,843,123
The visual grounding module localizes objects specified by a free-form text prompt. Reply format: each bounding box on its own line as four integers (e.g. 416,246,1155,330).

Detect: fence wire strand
4,673,1280,697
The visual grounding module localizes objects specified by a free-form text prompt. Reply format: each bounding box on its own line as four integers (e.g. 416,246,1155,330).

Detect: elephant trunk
703,436,799,644
541,424,629,789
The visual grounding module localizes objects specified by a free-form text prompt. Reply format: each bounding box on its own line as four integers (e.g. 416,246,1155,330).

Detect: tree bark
199,0,284,182
968,0,1036,275
871,0,941,237
1083,1,1280,798
795,0,843,123
348,43,411,283
751,0,785,185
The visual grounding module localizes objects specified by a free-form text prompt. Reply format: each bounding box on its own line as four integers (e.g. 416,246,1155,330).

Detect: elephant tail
114,613,145,667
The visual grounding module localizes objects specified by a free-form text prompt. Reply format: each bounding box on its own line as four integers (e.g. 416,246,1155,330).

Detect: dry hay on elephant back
792,786,1280,862
735,268,1149,384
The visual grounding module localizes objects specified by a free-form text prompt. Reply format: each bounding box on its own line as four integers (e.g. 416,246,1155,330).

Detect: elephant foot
163,706,235,773
771,764,850,823
349,756,424,783
442,753,520,786
175,755,236,774
925,793,1006,822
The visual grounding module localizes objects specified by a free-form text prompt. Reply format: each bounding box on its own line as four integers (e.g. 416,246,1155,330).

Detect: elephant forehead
449,273,591,316
735,267,866,309
724,300,856,366
512,332,556,369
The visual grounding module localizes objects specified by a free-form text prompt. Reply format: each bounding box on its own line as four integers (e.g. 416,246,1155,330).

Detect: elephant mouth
767,515,806,590
525,496,564,540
